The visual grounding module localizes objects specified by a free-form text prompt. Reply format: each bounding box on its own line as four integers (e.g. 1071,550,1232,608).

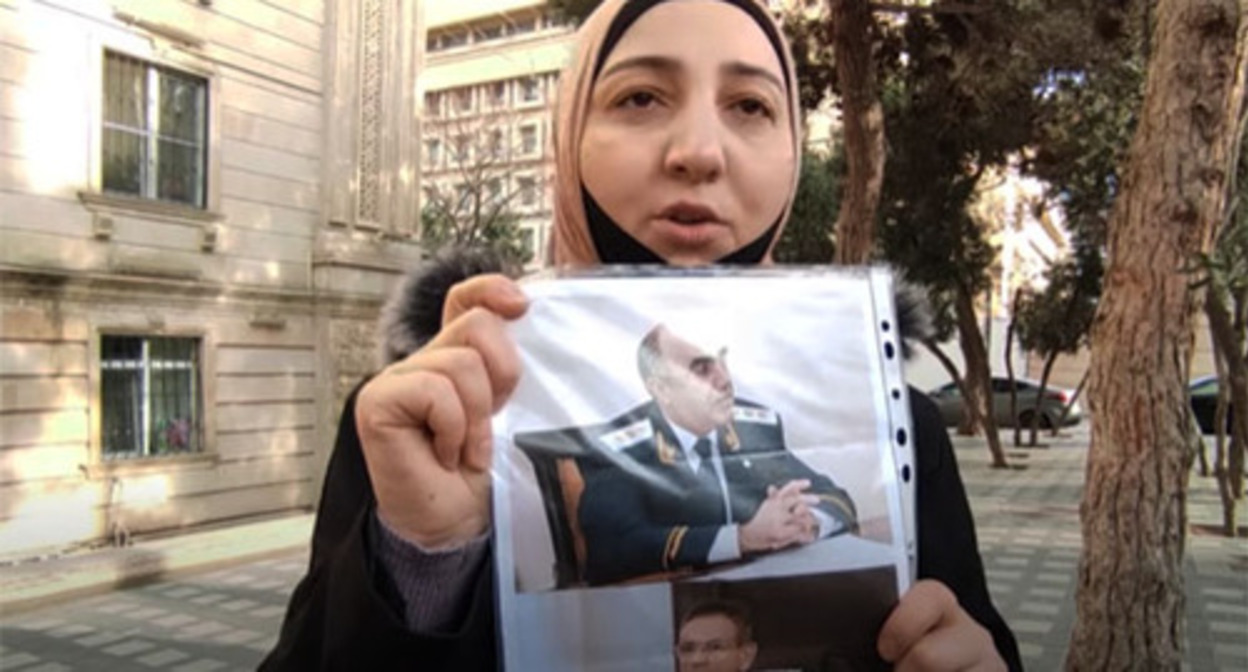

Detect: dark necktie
693,437,713,462
693,437,730,523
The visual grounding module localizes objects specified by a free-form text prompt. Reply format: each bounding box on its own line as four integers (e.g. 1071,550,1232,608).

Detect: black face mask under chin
584,187,780,266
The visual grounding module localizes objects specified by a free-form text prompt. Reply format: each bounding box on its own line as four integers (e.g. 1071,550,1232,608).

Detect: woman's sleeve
910,388,1024,671
258,384,498,671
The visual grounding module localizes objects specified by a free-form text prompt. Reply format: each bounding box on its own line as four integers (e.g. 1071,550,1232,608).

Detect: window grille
102,51,207,208
100,335,202,460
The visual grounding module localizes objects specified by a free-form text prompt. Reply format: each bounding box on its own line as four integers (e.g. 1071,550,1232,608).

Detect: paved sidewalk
0,513,313,616
957,425,1248,671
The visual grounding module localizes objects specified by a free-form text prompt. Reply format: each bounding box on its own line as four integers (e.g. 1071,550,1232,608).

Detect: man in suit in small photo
575,324,858,586
674,600,758,672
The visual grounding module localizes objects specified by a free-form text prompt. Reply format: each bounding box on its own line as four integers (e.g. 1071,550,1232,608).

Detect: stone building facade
421,0,576,266
0,0,424,559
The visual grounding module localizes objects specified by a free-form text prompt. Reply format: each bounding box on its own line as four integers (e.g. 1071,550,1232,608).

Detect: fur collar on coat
376,247,932,366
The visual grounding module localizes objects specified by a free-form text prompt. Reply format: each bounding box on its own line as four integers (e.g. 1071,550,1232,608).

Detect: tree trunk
1028,352,1058,447
955,285,1009,468
831,0,885,265
922,338,980,436
1067,1,1248,668
1005,303,1022,447
1208,339,1239,536
1054,369,1088,436
921,338,976,435
1206,285,1248,512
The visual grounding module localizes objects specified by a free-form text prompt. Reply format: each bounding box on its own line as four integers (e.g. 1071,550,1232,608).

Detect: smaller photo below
671,568,898,672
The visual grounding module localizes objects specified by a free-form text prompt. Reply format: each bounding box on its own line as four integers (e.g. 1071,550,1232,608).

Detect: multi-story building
0,0,425,559
421,1,576,267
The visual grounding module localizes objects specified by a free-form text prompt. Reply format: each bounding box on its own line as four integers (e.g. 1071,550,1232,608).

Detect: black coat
566,399,858,585
260,252,1022,671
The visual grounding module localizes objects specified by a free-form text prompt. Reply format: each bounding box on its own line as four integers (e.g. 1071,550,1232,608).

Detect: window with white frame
100,335,202,460
436,30,469,51
518,124,539,156
489,81,508,108
477,23,504,41
513,16,537,34
102,51,208,208
452,134,470,163
519,226,537,261
487,129,504,161
454,88,473,114
519,76,541,104
424,91,442,118
425,138,442,167
516,175,538,207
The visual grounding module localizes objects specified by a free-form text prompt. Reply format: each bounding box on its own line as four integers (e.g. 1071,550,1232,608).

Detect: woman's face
579,0,796,266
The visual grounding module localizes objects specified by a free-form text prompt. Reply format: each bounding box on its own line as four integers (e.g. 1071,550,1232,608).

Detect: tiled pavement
1,425,1245,670
958,426,1248,671
0,554,308,671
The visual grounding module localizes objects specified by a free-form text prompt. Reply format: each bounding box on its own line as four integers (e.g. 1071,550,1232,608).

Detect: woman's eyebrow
599,55,680,81
722,61,784,93
598,56,783,94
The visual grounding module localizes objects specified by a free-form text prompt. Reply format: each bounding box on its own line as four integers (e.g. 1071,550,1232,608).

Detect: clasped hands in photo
355,275,1006,671
738,479,820,553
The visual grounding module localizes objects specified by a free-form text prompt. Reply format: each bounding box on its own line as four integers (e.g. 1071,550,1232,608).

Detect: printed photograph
492,271,911,671
670,570,897,672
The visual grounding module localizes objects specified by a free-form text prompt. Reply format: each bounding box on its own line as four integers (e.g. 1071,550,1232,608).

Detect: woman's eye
618,91,659,108
734,97,773,118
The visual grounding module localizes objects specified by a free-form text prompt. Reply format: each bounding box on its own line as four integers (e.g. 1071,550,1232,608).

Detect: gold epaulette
597,418,653,451
656,432,678,465
731,405,778,425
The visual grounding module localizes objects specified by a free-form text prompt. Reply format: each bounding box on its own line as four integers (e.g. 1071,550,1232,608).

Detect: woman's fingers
434,307,524,412
442,273,528,326
419,348,493,471
366,301,521,470
878,581,958,662
878,580,1004,671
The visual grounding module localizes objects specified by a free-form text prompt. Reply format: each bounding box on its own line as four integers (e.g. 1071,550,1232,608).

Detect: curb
0,513,314,616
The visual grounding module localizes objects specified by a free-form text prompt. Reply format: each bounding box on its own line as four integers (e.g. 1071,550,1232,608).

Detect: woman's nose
662,103,725,184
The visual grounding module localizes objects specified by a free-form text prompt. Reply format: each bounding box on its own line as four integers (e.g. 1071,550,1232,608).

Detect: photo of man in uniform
573,324,859,585
674,600,759,672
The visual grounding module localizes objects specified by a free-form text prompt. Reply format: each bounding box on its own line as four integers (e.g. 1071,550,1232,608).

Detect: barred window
102,51,208,208
100,336,202,460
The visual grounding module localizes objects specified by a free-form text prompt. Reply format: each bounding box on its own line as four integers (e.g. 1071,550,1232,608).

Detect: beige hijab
550,0,803,266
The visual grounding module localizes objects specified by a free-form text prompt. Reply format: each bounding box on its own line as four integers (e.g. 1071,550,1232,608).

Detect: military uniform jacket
576,399,857,586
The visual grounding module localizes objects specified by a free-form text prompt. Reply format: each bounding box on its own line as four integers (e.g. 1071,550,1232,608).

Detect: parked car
928,377,1083,429
1189,375,1235,435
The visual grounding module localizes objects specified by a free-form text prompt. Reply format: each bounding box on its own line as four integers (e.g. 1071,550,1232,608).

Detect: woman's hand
355,274,528,549
878,580,1006,671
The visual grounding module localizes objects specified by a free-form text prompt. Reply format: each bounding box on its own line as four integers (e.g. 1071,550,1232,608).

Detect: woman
262,1,1021,669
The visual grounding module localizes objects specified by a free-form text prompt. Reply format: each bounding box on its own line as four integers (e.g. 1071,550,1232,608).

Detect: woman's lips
651,218,728,248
